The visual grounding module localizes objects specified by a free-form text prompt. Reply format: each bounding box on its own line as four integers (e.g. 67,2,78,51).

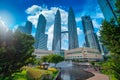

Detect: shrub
48,68,57,73
26,68,52,80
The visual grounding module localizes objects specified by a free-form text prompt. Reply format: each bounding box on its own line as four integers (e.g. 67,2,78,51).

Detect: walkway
74,62,110,80
87,72,109,80
83,63,110,80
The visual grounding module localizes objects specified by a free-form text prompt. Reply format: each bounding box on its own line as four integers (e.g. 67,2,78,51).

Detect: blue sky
0,0,104,50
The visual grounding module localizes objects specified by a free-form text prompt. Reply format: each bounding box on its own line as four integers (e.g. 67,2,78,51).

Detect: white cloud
46,25,54,50
93,13,104,19
77,27,82,35
76,17,82,22
96,30,100,37
92,20,102,28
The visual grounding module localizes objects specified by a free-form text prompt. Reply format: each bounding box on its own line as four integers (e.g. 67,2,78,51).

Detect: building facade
33,49,53,59
17,21,32,34
98,0,119,24
65,47,102,61
82,16,100,52
68,7,79,50
52,10,61,52
35,14,48,50
24,21,32,34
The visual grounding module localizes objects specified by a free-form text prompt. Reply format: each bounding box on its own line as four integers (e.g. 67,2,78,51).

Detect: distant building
24,21,32,34
82,16,101,52
68,7,79,49
65,47,102,61
98,0,119,24
52,10,61,52
33,49,53,59
17,26,25,33
17,21,32,34
35,14,48,50
37,33,48,50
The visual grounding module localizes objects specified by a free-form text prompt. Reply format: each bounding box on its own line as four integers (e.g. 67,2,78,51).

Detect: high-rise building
35,14,48,50
98,0,118,24
52,10,61,52
37,33,48,50
24,21,32,34
17,26,25,33
82,16,100,52
17,21,32,34
68,7,79,49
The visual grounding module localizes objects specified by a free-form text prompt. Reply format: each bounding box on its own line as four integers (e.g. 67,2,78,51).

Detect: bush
48,68,57,73
26,68,52,80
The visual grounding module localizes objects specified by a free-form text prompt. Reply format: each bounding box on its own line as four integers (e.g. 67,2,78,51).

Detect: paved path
74,62,110,80
84,64,110,80
87,72,109,80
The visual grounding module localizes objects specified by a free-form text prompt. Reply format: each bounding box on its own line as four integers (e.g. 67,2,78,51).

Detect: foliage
26,67,52,80
100,20,120,54
12,70,27,80
48,68,57,73
99,0,120,79
41,54,64,65
0,30,35,79
101,54,120,80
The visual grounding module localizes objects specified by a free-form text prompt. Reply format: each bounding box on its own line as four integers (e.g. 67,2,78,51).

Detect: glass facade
52,10,61,52
17,21,32,34
82,16,100,52
24,21,32,34
68,7,79,49
98,0,118,24
35,14,48,50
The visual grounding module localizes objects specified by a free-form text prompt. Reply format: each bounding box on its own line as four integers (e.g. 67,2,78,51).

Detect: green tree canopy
0,30,35,79
100,20,120,54
41,54,64,65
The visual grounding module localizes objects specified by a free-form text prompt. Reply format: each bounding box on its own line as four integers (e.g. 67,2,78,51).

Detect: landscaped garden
11,66,59,80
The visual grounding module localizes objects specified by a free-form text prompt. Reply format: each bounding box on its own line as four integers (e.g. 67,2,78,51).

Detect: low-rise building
65,47,102,61
33,49,53,59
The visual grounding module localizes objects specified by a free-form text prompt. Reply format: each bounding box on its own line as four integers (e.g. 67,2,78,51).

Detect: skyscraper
98,0,118,24
24,21,32,34
17,21,32,34
35,14,48,50
68,7,79,49
82,16,100,52
52,10,61,52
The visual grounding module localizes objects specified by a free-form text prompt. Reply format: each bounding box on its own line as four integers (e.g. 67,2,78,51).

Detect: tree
100,20,120,54
0,30,35,79
100,0,120,79
41,54,64,66
48,54,64,65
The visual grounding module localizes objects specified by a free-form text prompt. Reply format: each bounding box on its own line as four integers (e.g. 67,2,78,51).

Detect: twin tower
35,7,79,51
52,7,79,52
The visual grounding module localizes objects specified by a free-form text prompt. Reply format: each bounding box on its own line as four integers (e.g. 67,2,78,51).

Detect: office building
82,16,100,52
98,0,119,24
37,33,48,50
17,21,32,34
52,10,61,52
24,21,32,34
68,7,79,49
35,14,48,50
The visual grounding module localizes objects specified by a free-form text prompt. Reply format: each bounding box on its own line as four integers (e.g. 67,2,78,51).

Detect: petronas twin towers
52,7,79,52
35,7,79,51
